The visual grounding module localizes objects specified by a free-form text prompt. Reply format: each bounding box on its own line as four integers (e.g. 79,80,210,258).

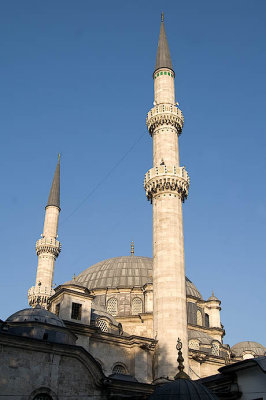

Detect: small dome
149,379,217,399
73,256,203,299
6,305,65,327
5,305,76,345
207,293,219,302
189,329,215,345
231,341,265,357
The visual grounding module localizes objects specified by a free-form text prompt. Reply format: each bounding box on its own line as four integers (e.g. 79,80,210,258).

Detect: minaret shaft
43,206,60,238
154,71,175,104
144,19,190,379
153,128,179,166
153,191,188,378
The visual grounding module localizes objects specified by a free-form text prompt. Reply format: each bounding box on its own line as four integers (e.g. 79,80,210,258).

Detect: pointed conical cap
46,155,60,210
155,15,174,73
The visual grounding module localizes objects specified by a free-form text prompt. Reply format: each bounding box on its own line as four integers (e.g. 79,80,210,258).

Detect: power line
61,132,146,225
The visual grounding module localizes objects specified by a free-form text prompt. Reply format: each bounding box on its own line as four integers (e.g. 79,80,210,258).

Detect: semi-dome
6,305,65,327
231,341,265,357
74,256,202,299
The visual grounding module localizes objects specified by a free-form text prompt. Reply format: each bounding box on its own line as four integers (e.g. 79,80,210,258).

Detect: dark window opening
205,313,209,328
43,333,48,340
33,395,52,400
71,302,82,320
55,303,60,317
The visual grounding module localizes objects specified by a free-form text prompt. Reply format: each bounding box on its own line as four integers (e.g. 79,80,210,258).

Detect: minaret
28,156,61,309
144,15,190,379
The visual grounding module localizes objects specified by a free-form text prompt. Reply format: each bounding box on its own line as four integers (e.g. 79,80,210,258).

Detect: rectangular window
71,302,82,320
55,303,60,317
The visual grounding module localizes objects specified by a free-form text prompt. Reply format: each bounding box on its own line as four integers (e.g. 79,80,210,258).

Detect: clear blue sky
0,0,265,347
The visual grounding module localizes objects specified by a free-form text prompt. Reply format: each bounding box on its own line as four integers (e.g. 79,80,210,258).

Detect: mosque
0,15,265,400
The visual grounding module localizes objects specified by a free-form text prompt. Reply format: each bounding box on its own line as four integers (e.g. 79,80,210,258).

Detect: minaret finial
131,241,134,256
58,152,61,161
212,290,214,297
73,273,76,281
174,338,190,380
161,12,163,22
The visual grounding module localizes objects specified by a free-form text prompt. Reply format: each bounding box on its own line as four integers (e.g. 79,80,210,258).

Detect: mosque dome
149,379,218,400
6,305,65,327
74,256,203,299
5,305,76,345
231,341,266,358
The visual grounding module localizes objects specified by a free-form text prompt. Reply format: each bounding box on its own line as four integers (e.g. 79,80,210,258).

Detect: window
211,342,220,356
96,319,108,332
243,352,255,360
197,310,202,326
55,303,60,317
132,297,143,315
205,313,209,328
107,298,118,316
189,340,199,350
112,364,127,374
33,395,52,400
71,302,82,320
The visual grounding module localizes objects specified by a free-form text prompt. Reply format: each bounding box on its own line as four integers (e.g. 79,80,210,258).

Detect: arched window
33,395,53,400
132,297,143,315
107,298,118,316
189,340,200,350
112,364,127,375
96,318,109,332
242,352,255,360
205,313,210,328
211,342,220,356
197,310,202,326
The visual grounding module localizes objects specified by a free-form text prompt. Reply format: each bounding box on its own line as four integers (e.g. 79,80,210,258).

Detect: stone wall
0,334,104,400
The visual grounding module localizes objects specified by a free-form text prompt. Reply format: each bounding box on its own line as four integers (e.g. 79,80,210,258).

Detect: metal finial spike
161,12,163,22
175,338,190,380
212,290,214,297
176,337,182,351
58,153,61,161
73,273,76,281
131,241,134,256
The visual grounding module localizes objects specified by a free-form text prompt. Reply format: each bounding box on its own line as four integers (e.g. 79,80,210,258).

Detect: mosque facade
0,16,265,400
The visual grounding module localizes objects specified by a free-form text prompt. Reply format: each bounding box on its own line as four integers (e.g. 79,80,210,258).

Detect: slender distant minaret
144,14,190,379
28,156,61,309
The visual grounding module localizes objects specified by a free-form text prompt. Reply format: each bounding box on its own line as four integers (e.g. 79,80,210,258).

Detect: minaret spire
155,14,174,74
144,16,189,379
28,157,62,309
47,153,60,209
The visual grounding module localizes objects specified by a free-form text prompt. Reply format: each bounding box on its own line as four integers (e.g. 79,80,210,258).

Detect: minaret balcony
28,286,55,307
36,237,61,257
146,104,184,135
144,165,189,202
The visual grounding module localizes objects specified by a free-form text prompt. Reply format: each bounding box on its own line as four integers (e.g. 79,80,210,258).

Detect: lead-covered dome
6,305,65,327
149,379,218,400
5,305,76,345
74,256,202,299
231,341,266,358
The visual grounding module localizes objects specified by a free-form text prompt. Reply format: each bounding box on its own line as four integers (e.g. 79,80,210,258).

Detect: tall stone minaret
28,156,61,309
144,15,190,379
